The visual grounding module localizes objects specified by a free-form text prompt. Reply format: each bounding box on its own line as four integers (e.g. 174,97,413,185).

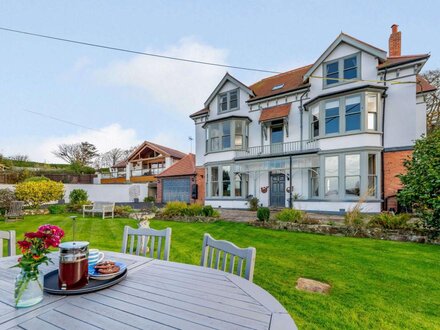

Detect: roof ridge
340,32,386,53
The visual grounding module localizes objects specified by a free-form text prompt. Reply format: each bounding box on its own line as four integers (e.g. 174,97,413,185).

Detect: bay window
206,165,248,199
368,154,377,196
367,94,378,130
310,168,320,197
205,119,248,153
311,105,320,138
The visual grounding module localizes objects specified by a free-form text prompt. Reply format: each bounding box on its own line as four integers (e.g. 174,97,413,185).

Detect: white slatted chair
83,202,115,219
0,230,16,257
200,233,256,282
121,226,171,261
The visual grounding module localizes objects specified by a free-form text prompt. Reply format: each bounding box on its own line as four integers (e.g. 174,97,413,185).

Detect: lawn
1,215,439,330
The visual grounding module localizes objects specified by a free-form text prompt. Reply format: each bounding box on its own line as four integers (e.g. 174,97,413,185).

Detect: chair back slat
200,233,256,282
0,230,16,257
121,226,171,261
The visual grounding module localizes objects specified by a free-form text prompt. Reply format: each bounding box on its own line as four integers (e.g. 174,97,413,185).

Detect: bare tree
8,154,29,162
52,142,98,166
96,146,136,169
421,69,440,133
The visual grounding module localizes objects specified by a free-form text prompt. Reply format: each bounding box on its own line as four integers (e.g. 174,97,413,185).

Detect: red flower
17,240,31,251
25,231,44,239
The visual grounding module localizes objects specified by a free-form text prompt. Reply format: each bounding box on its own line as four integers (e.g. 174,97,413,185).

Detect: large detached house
190,25,436,213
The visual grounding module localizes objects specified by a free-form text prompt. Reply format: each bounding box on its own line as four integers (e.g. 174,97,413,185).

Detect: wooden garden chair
4,201,24,222
121,226,171,261
0,230,16,257
200,233,256,282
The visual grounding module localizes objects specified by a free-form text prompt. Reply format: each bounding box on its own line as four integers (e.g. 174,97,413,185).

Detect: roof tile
156,153,196,177
259,103,291,122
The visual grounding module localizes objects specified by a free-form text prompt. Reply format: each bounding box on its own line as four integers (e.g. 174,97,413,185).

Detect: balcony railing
101,172,126,179
235,140,319,159
131,168,164,177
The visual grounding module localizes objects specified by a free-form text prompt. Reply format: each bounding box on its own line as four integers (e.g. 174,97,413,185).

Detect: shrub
114,205,134,217
69,189,88,204
162,201,188,217
344,207,365,228
398,129,440,229
202,205,215,217
0,188,15,214
15,180,64,208
257,207,270,222
275,208,305,222
67,200,91,213
249,197,259,211
48,204,67,214
144,196,155,203
23,176,50,182
185,203,204,216
368,212,411,229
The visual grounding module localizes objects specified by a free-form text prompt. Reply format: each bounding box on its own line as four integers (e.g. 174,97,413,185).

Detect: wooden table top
0,251,296,330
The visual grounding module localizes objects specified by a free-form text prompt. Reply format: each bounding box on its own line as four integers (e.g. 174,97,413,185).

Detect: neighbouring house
156,153,205,204
190,24,436,213
100,141,187,199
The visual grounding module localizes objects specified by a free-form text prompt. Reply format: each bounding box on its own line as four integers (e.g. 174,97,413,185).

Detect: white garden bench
83,202,115,219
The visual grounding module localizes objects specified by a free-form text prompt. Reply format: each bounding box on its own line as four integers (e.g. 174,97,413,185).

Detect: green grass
1,215,440,329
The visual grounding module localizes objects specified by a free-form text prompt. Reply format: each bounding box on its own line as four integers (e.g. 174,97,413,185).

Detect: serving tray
44,268,127,295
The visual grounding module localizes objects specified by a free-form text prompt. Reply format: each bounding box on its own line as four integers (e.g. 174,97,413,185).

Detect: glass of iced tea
58,241,89,290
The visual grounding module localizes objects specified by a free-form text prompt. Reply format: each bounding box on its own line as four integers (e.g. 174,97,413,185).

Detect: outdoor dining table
0,251,296,330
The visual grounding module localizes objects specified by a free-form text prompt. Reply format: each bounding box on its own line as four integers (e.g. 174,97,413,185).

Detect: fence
0,172,95,184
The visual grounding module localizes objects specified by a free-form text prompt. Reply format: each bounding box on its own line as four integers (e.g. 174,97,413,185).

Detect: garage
162,177,191,203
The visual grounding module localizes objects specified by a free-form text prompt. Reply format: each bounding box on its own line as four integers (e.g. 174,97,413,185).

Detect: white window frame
218,89,240,114
323,53,361,88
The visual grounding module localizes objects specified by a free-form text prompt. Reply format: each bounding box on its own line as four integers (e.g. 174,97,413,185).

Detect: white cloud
95,37,228,114
2,124,142,164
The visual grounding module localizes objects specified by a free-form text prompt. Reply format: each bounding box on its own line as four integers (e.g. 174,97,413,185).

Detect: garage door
162,177,191,203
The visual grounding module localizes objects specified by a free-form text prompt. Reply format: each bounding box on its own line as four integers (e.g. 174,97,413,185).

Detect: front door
270,173,286,207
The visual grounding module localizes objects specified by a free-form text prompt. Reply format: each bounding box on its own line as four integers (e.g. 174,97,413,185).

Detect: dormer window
324,53,360,88
218,89,239,113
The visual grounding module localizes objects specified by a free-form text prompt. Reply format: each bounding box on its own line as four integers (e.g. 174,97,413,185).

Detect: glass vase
14,269,44,308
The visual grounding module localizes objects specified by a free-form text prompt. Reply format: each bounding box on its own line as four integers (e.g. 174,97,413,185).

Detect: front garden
1,215,439,329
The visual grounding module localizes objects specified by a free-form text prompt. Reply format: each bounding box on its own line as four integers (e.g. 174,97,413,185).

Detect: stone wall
251,221,440,244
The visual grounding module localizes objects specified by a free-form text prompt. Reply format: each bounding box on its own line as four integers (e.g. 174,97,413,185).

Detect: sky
1,0,440,163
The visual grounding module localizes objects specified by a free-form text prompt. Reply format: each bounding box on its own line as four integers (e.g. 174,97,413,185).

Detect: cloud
95,37,228,114
2,124,142,164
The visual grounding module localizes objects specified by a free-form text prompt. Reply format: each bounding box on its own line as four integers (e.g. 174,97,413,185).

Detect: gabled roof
249,65,312,102
113,160,127,168
303,32,388,81
259,103,291,122
377,54,430,70
127,141,186,162
204,73,254,107
156,153,196,178
416,74,437,94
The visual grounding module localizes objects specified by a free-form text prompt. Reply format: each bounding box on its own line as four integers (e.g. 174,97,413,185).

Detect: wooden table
0,252,296,330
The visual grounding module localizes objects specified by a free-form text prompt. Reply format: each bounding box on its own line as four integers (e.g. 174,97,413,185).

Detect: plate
89,261,127,280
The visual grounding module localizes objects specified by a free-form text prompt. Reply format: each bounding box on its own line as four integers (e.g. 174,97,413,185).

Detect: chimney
389,24,401,57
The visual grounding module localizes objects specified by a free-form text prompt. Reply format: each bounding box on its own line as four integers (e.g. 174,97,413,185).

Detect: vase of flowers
14,224,64,308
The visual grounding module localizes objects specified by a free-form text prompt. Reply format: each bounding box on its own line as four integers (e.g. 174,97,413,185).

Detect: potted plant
14,224,64,308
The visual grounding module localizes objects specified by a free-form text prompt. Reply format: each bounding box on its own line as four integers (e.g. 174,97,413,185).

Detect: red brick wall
194,167,205,204
383,150,412,210
156,178,163,204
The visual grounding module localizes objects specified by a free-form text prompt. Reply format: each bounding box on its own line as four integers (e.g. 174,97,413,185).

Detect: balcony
235,140,319,160
131,168,164,177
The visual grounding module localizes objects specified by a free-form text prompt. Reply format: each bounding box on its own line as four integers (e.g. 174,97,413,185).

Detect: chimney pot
389,24,401,57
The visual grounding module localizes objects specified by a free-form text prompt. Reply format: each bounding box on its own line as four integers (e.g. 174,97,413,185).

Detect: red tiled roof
259,103,291,122
249,65,312,102
156,153,196,178
416,74,437,94
189,107,209,118
377,54,429,69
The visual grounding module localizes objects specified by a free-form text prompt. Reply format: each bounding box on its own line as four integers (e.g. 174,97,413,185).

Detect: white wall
0,184,149,203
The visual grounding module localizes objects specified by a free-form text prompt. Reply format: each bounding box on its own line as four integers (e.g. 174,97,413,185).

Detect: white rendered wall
0,184,149,203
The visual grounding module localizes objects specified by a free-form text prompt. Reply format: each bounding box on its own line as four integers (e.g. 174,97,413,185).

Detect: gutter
381,69,388,211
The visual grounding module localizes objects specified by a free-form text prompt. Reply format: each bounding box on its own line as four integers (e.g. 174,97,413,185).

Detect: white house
190,25,436,213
